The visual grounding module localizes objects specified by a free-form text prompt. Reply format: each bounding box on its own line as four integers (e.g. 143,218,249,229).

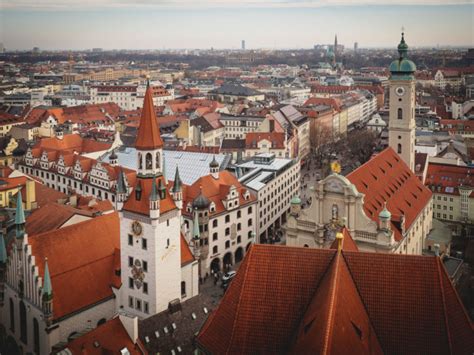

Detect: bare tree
346,129,377,165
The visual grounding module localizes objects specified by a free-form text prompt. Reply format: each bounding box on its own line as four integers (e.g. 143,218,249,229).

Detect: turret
149,177,160,219
192,209,201,260
290,195,302,217
171,166,183,210
116,169,127,211
210,155,219,179
42,257,53,326
15,189,25,250
0,232,7,306
378,202,391,231
109,149,118,166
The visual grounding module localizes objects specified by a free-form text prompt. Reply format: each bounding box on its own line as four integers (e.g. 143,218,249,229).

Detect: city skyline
1,2,473,50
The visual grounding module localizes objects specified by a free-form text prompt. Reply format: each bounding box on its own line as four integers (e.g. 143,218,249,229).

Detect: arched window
9,298,14,332
20,301,27,344
397,144,402,154
138,153,143,169
155,152,160,169
397,108,403,120
33,318,40,354
145,153,152,170
181,281,186,296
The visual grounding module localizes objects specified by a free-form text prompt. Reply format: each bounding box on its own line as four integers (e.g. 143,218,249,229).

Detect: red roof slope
64,317,146,355
197,245,474,354
329,228,359,252
426,163,474,197
346,147,432,241
28,212,120,320
135,84,163,150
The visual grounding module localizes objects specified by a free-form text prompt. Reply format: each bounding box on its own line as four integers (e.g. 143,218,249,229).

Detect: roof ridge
321,251,342,354
29,211,117,239
436,257,453,355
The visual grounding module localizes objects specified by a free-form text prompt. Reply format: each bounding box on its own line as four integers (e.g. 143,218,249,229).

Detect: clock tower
119,81,183,318
388,32,416,172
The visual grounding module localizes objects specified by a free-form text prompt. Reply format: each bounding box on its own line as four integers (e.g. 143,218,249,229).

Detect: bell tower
135,80,163,178
388,32,416,172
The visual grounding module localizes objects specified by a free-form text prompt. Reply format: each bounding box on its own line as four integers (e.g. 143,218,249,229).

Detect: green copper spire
150,177,158,201
192,210,200,240
172,166,182,193
15,189,25,225
0,233,7,264
43,258,53,299
398,32,408,58
15,189,25,238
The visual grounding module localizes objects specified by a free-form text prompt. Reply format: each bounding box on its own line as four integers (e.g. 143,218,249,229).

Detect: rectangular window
128,296,134,307
129,277,134,289
128,256,133,267
128,234,133,246
142,238,147,250
144,302,149,314
136,299,142,311
143,282,148,294
143,261,148,272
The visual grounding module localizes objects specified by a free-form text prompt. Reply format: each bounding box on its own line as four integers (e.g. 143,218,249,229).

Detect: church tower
119,81,182,318
388,32,416,172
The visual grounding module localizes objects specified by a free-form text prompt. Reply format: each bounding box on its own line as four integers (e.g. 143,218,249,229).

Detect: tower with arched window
135,81,164,178
388,32,416,172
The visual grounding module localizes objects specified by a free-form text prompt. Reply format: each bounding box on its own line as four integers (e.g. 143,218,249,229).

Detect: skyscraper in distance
242,40,246,50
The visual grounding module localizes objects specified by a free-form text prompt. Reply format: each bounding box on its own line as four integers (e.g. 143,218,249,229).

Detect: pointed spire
150,177,158,201
0,233,7,264
15,188,25,239
117,168,125,194
172,166,182,193
43,257,52,298
193,210,200,240
135,83,163,150
15,189,25,225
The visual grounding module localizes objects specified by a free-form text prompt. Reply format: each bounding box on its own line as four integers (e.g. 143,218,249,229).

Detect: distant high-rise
242,40,246,50
32,47,40,53
0,43,4,53
334,34,338,55
354,42,358,53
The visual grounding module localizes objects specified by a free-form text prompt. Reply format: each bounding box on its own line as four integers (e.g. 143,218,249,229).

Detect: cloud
1,0,471,10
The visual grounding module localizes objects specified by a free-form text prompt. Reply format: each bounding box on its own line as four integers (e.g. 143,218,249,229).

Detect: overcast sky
1,0,473,50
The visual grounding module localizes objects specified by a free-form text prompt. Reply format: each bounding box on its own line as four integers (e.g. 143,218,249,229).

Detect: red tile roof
123,176,177,216
182,171,256,217
28,212,120,320
135,85,163,150
197,245,474,354
33,134,111,154
346,148,432,241
426,163,474,197
245,132,285,150
180,233,194,267
64,317,147,355
25,202,93,235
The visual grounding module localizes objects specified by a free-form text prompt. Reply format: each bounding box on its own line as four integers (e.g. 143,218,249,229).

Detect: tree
346,129,377,165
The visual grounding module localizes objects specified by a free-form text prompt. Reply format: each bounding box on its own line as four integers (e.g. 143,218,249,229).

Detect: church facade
285,34,433,254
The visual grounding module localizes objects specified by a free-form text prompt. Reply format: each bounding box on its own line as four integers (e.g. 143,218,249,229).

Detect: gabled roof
123,176,177,216
28,212,120,320
135,84,163,150
63,317,146,355
329,228,359,252
346,147,432,241
197,245,474,354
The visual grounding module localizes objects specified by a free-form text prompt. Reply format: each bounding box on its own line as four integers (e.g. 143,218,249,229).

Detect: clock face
395,87,405,96
131,221,143,237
